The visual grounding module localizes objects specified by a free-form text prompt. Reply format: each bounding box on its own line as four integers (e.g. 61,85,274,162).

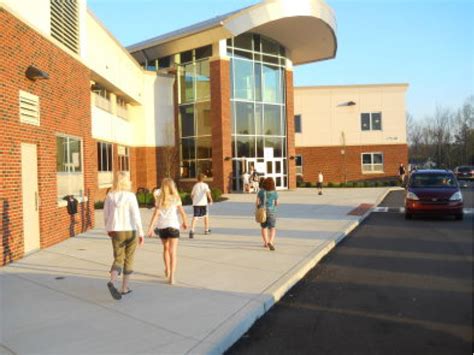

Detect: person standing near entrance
104,171,144,300
399,163,406,186
256,177,279,251
317,171,324,195
147,178,188,285
250,168,260,193
242,170,251,193
189,173,213,238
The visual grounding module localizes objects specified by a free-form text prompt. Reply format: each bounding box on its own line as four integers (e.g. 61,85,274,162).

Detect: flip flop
107,282,122,300
121,289,133,295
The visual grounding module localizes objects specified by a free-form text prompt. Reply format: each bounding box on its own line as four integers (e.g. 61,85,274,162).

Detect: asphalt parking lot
227,185,473,355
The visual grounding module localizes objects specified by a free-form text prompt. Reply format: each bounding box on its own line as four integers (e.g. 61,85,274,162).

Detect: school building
294,84,409,183
0,0,406,265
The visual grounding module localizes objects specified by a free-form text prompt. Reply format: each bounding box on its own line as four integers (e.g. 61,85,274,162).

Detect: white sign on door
264,148,274,159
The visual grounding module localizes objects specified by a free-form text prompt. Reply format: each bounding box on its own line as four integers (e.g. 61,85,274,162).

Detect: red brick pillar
286,70,296,189
210,60,232,193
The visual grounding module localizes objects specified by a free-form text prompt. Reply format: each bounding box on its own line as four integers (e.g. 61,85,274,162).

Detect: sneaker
189,231,194,239
204,229,211,235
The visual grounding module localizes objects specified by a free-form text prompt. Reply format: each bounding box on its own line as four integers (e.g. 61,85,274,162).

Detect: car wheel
455,214,463,221
405,213,412,220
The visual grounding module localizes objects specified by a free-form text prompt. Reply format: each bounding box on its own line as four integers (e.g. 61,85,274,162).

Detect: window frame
118,145,130,172
56,134,84,201
294,114,302,133
97,141,113,172
361,152,384,173
361,112,383,131
295,154,303,175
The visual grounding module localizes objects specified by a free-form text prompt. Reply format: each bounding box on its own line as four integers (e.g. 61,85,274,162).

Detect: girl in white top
104,172,144,300
146,178,188,285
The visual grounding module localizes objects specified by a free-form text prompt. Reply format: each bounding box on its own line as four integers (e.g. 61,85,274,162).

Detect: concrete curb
191,187,398,354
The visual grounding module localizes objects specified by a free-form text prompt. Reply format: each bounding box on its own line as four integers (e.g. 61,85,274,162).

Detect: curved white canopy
128,0,337,66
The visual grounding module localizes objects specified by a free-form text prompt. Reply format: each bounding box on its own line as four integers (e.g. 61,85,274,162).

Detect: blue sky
88,0,473,121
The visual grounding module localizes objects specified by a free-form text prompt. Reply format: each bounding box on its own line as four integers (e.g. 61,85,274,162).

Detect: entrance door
21,143,40,254
265,158,286,190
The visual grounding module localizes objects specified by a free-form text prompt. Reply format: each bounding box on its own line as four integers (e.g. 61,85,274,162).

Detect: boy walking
317,171,324,195
189,173,213,238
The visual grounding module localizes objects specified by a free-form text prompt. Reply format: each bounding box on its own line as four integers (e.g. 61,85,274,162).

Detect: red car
405,169,463,220
454,165,474,181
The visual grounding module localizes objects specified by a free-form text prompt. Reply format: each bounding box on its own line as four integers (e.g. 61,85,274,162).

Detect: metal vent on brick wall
19,90,40,126
50,0,80,54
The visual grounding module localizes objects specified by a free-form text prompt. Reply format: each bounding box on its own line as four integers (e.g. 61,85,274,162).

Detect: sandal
107,282,122,300
121,289,133,295
268,243,275,251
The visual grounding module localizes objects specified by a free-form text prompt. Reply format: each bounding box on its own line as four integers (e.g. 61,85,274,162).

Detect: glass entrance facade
228,33,288,191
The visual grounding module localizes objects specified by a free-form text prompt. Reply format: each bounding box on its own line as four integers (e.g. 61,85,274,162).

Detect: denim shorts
260,212,276,229
193,206,207,217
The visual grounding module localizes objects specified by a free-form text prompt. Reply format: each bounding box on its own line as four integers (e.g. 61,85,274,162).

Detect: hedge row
95,187,224,210
297,180,402,188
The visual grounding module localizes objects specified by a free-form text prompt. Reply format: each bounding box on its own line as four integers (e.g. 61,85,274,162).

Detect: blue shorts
193,206,207,217
260,212,276,229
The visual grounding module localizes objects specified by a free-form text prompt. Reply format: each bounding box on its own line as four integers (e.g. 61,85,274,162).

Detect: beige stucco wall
294,84,408,147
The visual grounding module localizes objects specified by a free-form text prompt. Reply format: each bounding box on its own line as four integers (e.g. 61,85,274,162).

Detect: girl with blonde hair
104,172,144,300
146,178,188,285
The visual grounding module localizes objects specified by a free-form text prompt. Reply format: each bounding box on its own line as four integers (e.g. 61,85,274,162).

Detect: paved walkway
1,188,394,355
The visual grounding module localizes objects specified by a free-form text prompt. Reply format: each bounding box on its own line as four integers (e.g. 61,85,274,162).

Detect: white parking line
372,207,473,214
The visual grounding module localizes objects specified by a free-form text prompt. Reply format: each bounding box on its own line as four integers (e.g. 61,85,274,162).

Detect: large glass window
177,47,212,179
97,142,112,172
228,33,288,190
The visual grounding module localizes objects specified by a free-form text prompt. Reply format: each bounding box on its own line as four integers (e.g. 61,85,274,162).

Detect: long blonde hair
156,178,180,209
112,171,131,192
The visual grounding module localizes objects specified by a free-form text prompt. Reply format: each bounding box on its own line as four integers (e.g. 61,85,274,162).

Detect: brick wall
286,70,296,189
296,144,408,183
210,59,232,193
0,9,96,264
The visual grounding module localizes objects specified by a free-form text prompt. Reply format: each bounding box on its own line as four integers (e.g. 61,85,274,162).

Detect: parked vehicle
405,169,463,220
454,166,474,181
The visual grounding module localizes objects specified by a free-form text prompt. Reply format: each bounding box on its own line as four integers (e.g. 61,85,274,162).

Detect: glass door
265,158,286,190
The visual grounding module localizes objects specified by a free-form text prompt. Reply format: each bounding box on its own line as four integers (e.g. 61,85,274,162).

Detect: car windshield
458,167,472,172
410,174,457,188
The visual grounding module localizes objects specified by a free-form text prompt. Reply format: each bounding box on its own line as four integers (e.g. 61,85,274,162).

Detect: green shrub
305,181,313,188
211,188,223,201
94,200,104,209
179,191,192,205
344,182,354,188
327,182,335,187
296,175,305,187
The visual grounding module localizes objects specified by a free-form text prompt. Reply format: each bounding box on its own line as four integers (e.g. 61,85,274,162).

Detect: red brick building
294,84,409,184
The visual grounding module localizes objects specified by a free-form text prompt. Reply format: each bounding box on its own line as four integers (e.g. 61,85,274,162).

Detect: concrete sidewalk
1,188,394,355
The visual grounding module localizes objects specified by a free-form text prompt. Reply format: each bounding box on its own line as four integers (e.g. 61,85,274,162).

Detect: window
294,114,302,133
19,90,40,126
56,135,83,199
361,153,384,173
116,97,128,119
118,145,129,172
361,112,382,131
97,142,113,187
97,142,113,172
92,86,111,112
50,0,79,54
295,155,303,175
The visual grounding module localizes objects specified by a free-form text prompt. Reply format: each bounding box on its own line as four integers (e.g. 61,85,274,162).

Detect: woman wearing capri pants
256,177,279,251
104,172,144,300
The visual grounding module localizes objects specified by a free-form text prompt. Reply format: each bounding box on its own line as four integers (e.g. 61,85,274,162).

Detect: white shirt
191,182,210,206
155,197,182,230
318,173,324,183
104,191,144,236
